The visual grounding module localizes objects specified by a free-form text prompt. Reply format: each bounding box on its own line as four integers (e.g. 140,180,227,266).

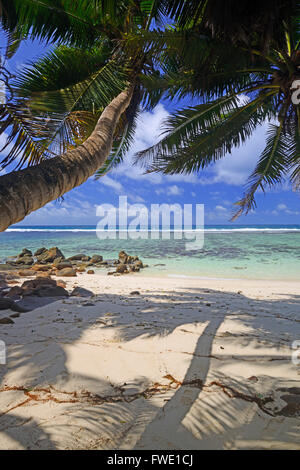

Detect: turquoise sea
0,225,300,281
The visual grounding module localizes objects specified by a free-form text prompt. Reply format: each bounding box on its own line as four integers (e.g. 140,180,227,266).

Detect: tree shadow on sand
0,285,299,449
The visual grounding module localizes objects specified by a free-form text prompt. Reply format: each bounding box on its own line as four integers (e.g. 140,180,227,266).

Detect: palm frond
14,44,128,113
126,29,273,100
1,43,129,168
0,0,18,31
159,0,299,49
0,101,54,169
6,45,129,165
232,122,290,219
136,90,277,174
4,27,22,59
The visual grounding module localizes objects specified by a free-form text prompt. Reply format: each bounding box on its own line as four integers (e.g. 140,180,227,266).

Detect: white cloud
166,185,183,196
271,204,300,216
128,194,145,203
209,124,269,186
111,105,274,191
0,132,14,161
155,185,183,197
112,104,169,185
277,204,288,211
100,175,124,193
215,205,227,212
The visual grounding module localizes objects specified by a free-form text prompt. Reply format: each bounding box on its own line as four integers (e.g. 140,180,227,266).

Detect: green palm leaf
136,90,277,174
4,45,129,166
232,122,290,219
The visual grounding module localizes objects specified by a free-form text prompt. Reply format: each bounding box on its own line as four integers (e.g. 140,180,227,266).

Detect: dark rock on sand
0,298,29,313
77,267,86,273
19,248,32,257
21,277,56,291
91,255,103,263
134,260,144,269
55,261,73,270
15,255,34,266
116,264,128,274
118,251,129,264
18,270,35,277
68,254,86,261
20,277,68,297
5,286,23,300
34,247,47,256
71,287,93,297
129,264,140,272
37,247,65,264
0,264,17,271
36,286,69,297
52,257,64,267
57,280,67,288
0,317,14,324
31,264,52,272
58,268,77,277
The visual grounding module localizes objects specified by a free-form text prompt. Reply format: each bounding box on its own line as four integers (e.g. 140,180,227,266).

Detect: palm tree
0,0,299,230
136,5,300,218
0,0,165,231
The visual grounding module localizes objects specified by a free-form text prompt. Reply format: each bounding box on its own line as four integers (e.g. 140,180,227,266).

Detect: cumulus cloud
272,203,300,217
100,175,124,193
111,104,274,192
156,185,184,196
215,205,227,212
277,204,288,211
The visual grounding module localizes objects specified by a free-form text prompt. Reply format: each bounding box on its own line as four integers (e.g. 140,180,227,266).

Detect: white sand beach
0,274,299,450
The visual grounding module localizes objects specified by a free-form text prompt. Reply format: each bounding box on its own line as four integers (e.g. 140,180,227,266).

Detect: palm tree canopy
0,0,166,174
1,0,300,220
135,6,300,218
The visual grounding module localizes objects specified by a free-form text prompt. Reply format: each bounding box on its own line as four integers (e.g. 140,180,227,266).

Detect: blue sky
1,36,300,227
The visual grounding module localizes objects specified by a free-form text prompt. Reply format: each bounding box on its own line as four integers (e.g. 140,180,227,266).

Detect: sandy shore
0,273,299,450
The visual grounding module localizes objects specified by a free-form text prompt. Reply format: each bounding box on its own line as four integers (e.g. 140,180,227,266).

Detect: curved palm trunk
0,87,133,232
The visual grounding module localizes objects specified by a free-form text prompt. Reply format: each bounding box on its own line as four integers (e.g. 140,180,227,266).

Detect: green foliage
1,0,300,220
136,8,300,217
0,0,160,170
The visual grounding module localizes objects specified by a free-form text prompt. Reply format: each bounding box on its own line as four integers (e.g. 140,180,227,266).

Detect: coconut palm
0,0,166,231
136,5,300,218
0,0,299,230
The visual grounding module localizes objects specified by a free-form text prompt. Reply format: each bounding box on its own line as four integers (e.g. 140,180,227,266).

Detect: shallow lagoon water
0,225,300,281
